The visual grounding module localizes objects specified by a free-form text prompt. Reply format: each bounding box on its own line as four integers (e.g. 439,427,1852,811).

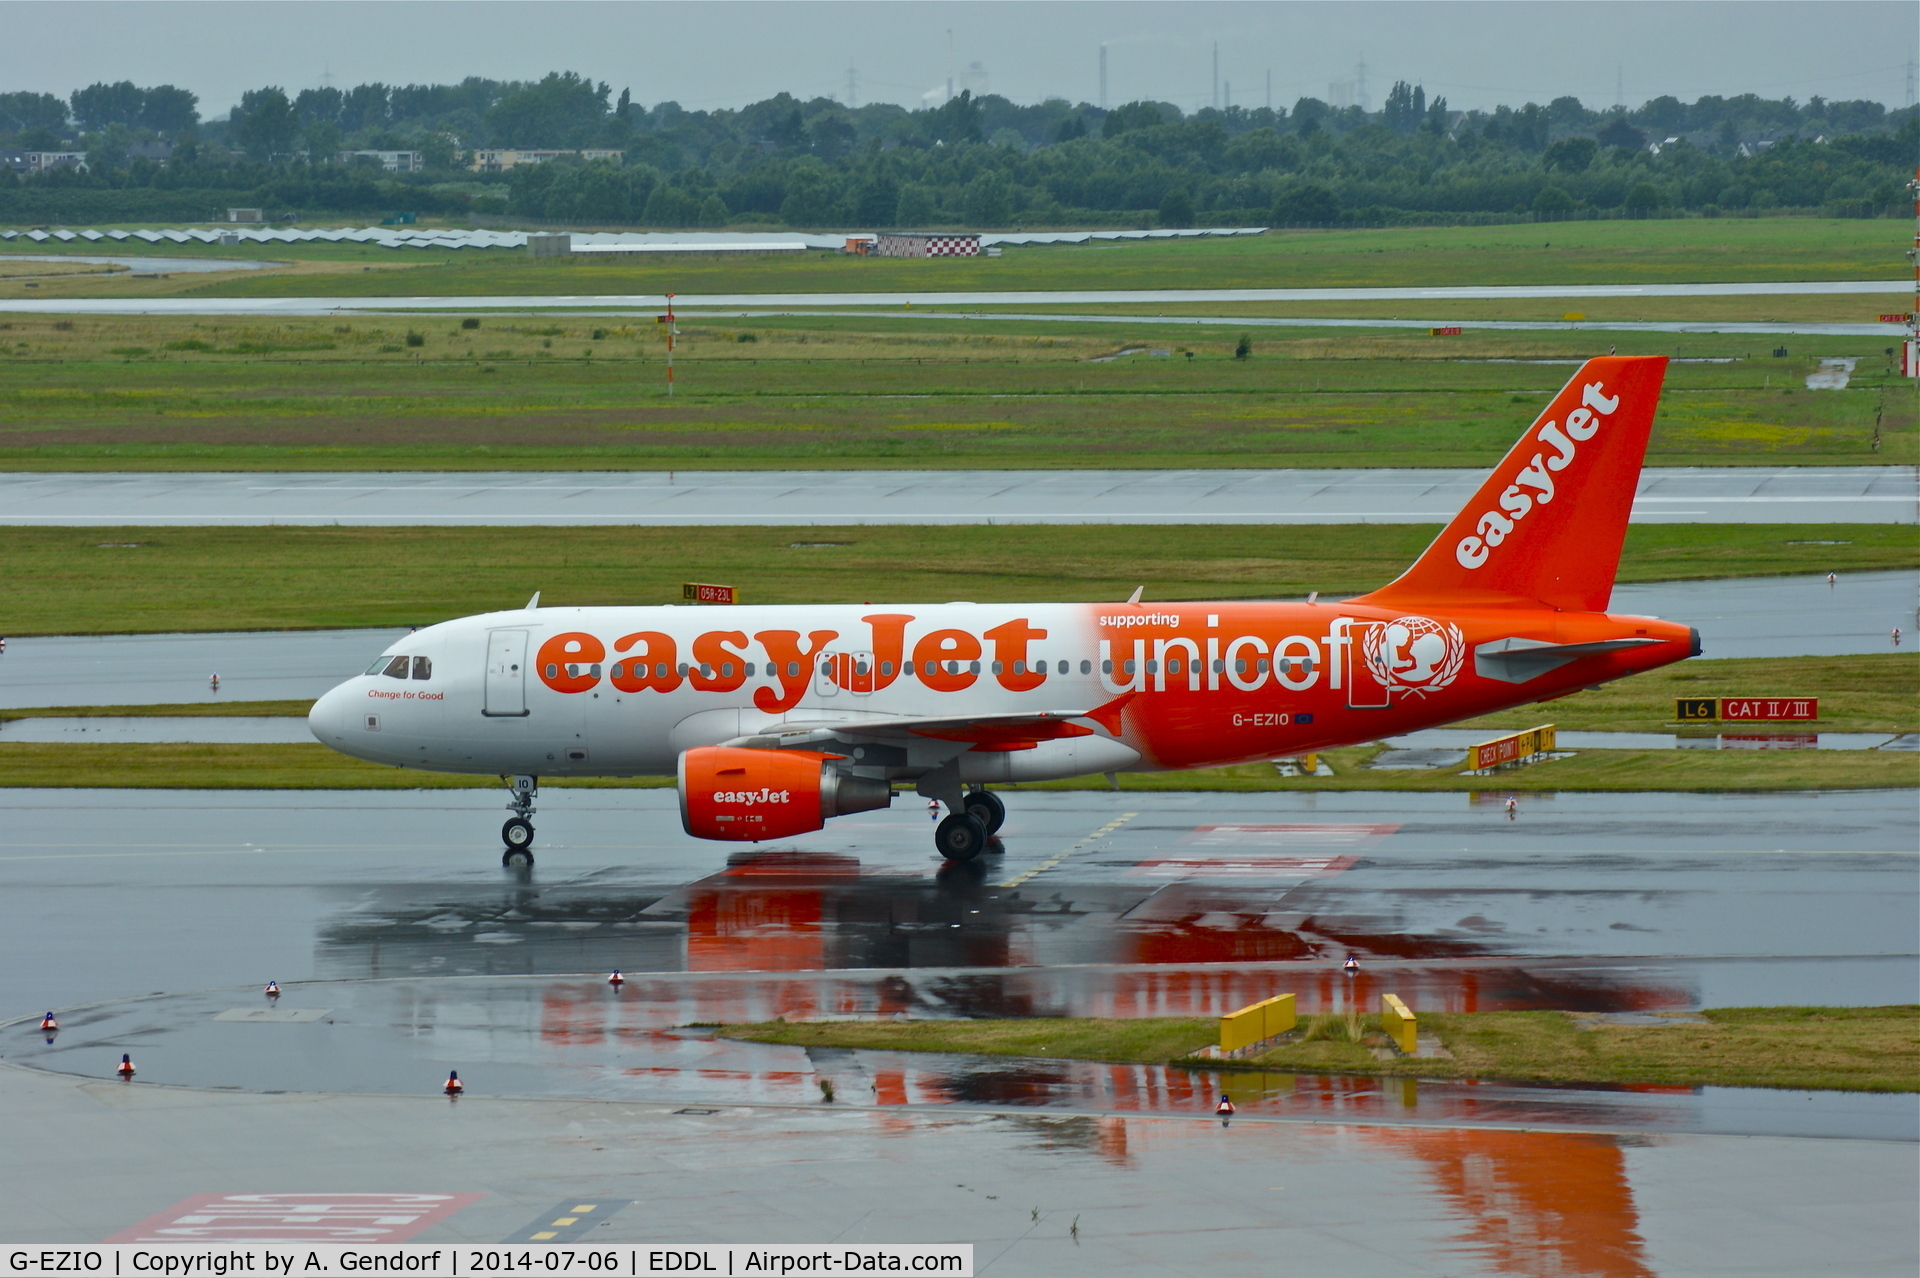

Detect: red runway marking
1130,853,1360,879
1182,823,1399,848
105,1193,483,1243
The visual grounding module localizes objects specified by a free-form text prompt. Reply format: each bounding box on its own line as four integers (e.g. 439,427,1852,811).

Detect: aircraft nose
308,682,355,744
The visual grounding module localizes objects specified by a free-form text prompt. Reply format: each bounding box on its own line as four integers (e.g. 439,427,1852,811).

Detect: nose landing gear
501,774,537,867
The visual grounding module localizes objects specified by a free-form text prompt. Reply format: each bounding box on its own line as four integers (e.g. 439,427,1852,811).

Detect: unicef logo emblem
1362,616,1465,699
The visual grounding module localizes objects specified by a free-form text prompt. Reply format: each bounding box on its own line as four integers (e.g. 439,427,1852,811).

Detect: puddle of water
0,253,276,274
1806,357,1859,390
16,979,1912,1141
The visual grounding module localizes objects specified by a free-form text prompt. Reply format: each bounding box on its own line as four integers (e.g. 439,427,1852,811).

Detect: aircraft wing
721,703,1125,752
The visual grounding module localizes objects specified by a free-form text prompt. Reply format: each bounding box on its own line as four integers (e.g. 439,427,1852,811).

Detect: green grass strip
6,523,1913,636
716,1005,1920,1093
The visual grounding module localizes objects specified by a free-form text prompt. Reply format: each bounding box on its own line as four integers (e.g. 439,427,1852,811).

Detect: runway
1,571,1908,710
0,786,1913,1261
3,466,1912,527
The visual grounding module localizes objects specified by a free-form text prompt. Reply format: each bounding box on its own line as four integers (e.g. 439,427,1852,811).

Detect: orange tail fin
1357,355,1668,613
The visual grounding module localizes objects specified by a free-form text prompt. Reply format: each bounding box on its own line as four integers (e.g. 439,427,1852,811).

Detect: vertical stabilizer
1356,356,1668,612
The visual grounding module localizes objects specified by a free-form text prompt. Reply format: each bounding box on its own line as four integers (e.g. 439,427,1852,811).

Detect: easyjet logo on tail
1456,380,1620,570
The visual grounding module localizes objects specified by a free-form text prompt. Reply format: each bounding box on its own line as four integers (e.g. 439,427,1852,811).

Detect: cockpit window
382,655,411,679
367,657,392,675
411,656,432,680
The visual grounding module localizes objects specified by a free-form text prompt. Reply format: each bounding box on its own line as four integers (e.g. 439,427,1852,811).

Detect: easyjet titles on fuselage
516,606,1360,710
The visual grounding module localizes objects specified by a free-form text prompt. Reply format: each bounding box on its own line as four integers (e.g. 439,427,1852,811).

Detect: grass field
0,313,1912,470
4,523,1911,635
713,1006,1920,1093
0,259,123,281
5,219,1904,301
1021,293,1899,324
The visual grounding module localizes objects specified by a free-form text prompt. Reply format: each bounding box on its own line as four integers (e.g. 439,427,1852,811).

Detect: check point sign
5,1247,972,1278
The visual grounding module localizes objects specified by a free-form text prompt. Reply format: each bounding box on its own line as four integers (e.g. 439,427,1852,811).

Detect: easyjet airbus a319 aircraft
310,356,1697,866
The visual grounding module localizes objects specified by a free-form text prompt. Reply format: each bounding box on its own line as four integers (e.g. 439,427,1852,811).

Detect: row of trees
1,72,1913,227
4,74,1907,153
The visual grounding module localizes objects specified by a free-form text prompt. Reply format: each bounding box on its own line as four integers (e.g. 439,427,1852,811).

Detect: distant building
468,149,624,172
0,150,25,174
339,149,426,172
23,151,88,174
127,141,173,166
225,208,265,223
873,232,981,258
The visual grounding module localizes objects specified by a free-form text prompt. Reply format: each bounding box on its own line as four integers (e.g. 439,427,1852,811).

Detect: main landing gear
935,787,1007,863
501,774,537,867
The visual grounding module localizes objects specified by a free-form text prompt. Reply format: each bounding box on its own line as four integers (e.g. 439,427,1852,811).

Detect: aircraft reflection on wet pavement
15,976,1913,1145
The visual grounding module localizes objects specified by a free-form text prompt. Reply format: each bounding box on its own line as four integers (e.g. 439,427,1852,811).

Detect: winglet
1126,586,1144,604
526,591,541,610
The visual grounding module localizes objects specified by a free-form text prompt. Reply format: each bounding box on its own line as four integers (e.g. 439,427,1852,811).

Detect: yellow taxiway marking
529,1232,557,1241
1000,812,1139,888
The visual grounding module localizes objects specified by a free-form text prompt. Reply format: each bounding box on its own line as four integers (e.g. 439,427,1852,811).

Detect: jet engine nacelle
678,746,893,841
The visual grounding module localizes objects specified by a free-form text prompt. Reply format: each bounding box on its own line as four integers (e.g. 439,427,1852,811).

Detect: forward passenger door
484,630,530,717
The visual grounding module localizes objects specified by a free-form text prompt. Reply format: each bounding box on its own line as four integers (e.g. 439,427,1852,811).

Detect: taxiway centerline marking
998,812,1139,888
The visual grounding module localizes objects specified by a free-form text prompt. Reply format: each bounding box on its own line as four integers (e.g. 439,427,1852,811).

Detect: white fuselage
309,603,1150,783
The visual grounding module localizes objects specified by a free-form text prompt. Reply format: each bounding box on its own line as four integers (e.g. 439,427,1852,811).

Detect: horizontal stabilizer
1474,636,1661,684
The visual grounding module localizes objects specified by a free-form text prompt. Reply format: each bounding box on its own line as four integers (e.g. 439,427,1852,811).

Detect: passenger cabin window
412,656,432,680
382,655,410,679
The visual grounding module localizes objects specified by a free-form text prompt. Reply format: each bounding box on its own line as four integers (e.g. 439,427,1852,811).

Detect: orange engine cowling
678,746,893,841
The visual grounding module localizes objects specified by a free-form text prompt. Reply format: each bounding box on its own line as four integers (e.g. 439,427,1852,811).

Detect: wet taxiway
5,787,1911,1028
2,787,1913,1260
2,572,1911,709
2,466,1911,526
0,625,410,708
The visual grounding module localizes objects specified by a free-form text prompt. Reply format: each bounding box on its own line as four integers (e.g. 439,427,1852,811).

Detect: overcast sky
3,1,1915,119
